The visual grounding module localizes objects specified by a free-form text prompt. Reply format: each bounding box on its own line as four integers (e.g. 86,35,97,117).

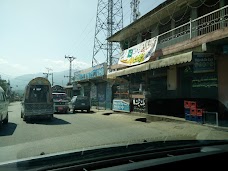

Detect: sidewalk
91,107,228,132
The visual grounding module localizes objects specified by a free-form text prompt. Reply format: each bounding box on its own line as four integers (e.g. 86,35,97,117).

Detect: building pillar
190,7,198,38
220,0,225,7
137,33,142,44
220,0,225,28
106,82,112,109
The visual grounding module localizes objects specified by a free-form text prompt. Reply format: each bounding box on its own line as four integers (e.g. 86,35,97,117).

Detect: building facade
73,63,113,110
107,0,228,122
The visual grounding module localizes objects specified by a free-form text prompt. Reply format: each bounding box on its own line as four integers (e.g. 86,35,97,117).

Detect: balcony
157,5,228,50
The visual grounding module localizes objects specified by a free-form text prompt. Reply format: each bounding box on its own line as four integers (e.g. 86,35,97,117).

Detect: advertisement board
112,99,130,112
193,53,215,73
132,98,147,113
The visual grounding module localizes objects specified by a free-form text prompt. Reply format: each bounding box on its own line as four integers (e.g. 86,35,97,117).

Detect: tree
0,75,8,91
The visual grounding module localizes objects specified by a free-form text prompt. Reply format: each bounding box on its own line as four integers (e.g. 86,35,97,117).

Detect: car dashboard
1,141,228,170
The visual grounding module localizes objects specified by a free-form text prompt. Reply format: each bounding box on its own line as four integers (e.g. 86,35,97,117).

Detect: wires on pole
130,0,140,23
64,55,76,85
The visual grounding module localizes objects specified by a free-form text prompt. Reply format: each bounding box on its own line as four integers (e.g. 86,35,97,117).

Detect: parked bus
21,77,54,121
52,85,69,113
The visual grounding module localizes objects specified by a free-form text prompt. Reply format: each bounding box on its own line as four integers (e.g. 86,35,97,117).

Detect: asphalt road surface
0,102,228,163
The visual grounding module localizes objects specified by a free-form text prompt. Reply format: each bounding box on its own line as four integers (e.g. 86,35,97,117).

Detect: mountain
10,70,78,92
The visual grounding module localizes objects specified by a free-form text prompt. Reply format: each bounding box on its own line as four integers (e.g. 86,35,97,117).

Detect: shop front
109,51,193,114
129,72,148,113
74,63,112,109
109,51,223,118
112,76,131,112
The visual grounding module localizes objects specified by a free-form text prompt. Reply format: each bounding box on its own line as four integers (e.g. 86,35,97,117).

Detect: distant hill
10,69,78,92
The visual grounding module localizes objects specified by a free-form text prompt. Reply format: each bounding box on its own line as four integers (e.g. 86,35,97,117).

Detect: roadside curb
92,109,228,132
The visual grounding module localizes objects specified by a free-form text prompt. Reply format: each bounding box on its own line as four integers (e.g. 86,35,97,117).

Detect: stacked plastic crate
184,101,191,121
196,108,203,123
184,101,203,123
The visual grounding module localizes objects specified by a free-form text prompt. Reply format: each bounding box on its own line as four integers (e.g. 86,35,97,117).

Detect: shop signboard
74,63,107,81
193,53,215,73
112,99,130,112
118,36,158,66
192,74,218,88
132,98,147,113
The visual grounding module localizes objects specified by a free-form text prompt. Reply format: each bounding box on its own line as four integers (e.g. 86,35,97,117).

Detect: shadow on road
73,110,96,114
26,117,71,125
0,122,17,136
54,112,76,115
55,110,96,115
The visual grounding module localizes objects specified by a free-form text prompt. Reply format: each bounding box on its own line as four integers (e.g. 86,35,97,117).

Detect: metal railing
157,5,228,49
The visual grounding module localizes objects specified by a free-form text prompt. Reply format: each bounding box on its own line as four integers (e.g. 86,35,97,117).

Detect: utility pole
65,55,76,85
130,0,140,23
43,72,50,79
43,67,54,86
51,73,54,86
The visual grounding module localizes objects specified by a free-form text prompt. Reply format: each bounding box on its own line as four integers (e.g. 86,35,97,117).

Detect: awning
107,51,192,79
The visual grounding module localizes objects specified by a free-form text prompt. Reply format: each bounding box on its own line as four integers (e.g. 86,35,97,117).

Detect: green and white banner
118,36,158,66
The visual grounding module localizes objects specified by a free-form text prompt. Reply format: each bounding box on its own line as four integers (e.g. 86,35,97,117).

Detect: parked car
69,95,91,113
0,86,8,127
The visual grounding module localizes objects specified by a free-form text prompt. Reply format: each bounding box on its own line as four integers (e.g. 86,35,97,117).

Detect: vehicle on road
21,77,54,121
52,92,69,113
52,85,69,113
0,86,8,127
69,95,91,113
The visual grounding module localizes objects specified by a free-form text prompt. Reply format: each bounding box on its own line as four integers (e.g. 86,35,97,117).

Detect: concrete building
107,0,228,123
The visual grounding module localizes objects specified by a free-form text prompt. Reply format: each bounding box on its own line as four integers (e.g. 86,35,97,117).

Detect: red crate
190,101,197,109
196,109,203,116
184,100,191,108
190,108,197,115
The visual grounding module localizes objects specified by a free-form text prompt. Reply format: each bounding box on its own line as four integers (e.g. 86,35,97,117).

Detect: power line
68,16,97,56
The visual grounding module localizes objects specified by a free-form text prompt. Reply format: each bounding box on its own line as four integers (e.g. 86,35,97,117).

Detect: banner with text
74,63,107,82
118,36,158,66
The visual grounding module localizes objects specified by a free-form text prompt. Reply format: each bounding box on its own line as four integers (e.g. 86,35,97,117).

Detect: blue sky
0,0,165,79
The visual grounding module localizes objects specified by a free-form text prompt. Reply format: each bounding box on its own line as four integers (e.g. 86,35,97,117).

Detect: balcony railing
157,5,228,49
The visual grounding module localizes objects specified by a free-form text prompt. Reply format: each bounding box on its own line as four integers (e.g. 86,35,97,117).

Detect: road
0,102,228,163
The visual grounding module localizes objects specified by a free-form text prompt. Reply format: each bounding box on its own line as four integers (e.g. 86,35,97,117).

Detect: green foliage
0,76,8,91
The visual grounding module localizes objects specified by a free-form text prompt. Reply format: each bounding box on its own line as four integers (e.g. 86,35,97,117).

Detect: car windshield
53,94,67,100
1,0,228,168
